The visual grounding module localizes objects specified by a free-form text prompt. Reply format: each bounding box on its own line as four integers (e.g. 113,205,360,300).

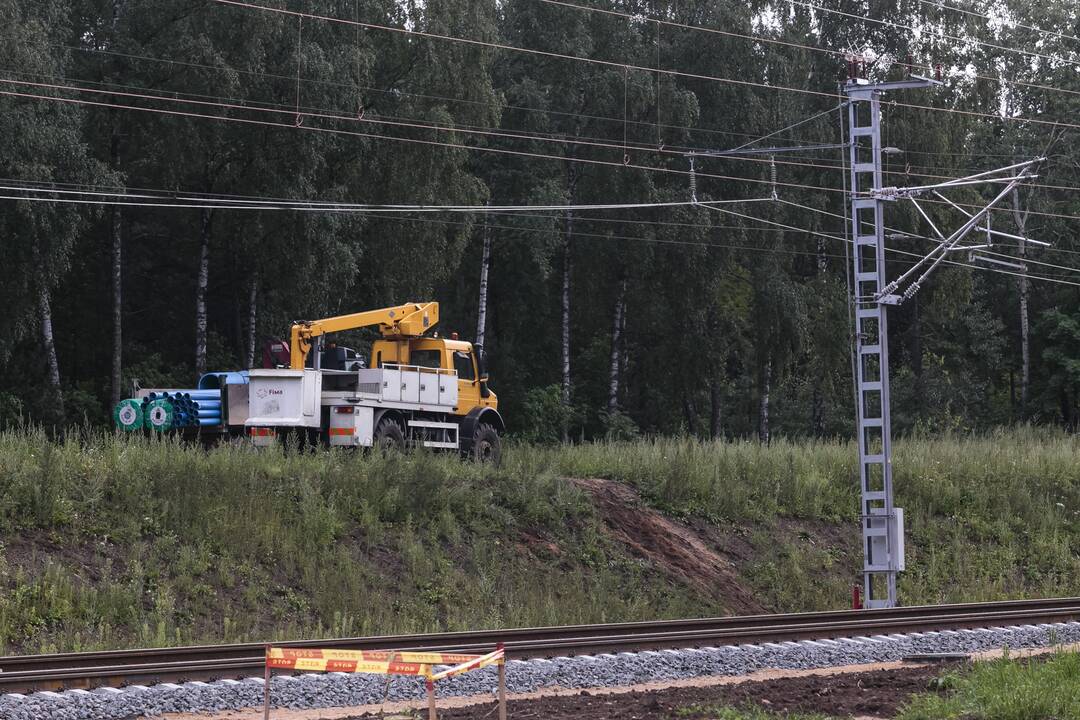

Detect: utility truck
245,302,503,462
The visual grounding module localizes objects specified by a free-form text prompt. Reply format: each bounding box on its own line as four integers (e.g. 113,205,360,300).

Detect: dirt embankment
571,477,766,615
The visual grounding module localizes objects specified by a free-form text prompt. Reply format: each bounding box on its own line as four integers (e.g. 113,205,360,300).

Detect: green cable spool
113,399,144,432
144,398,175,432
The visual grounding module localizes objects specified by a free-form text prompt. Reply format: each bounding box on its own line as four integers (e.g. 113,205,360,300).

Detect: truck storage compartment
245,369,322,428
355,366,458,409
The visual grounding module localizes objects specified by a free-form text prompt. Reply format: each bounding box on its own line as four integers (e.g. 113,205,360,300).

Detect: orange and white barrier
429,646,505,681
266,647,480,676
261,643,507,720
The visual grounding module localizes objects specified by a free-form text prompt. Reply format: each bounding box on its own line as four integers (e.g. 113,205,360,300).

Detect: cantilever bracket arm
876,168,1039,304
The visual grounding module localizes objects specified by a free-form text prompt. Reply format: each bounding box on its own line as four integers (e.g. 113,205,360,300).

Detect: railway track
2,597,1079,694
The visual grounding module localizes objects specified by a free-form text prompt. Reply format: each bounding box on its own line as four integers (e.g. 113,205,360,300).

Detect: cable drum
113,399,144,432
144,399,174,432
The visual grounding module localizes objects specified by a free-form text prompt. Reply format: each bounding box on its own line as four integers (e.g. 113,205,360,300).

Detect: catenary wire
917,0,1080,49
701,200,1080,286
55,18,1077,160
211,0,1080,147
0,182,770,214
775,198,1080,278
790,0,1080,71
21,64,1074,192
10,81,1078,224
209,0,838,99
539,0,1080,101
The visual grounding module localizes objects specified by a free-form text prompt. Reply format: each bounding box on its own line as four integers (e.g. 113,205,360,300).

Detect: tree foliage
2,0,1080,438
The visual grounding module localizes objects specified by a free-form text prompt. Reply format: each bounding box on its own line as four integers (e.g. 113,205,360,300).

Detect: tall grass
899,650,1080,719
520,428,1080,606
2,427,1080,653
0,429,712,653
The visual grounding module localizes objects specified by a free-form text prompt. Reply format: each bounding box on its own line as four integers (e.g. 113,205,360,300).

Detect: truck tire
373,418,405,452
471,423,501,465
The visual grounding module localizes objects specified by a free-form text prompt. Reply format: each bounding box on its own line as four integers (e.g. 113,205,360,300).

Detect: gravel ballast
3,621,1080,720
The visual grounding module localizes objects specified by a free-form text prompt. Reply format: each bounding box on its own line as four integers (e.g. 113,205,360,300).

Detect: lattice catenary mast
684,61,1044,610
842,70,1044,608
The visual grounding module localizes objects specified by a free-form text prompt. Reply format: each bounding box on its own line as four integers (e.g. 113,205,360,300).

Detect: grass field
674,650,1080,720
1,427,1079,654
899,650,1080,719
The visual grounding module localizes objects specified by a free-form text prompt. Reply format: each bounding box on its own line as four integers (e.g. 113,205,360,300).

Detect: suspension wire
728,104,847,153
702,200,1080,287
12,74,1079,228
15,170,1076,269
209,0,838,99
11,79,1076,223
790,0,1080,73
209,0,1080,147
776,197,1080,277
15,61,1080,193
0,183,773,213
539,0,1080,101
49,36,1070,167
917,0,1080,49
9,175,1079,286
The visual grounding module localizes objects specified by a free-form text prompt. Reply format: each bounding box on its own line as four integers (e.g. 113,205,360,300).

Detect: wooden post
426,678,437,720
497,643,507,720
263,644,272,720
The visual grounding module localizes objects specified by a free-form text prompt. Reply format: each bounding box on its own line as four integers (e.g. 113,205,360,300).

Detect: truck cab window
409,349,443,369
454,351,475,381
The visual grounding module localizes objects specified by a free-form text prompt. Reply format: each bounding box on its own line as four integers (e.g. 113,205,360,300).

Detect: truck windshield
454,351,475,381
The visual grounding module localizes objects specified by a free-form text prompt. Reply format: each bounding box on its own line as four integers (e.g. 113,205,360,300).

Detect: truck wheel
471,423,501,465
373,418,405,452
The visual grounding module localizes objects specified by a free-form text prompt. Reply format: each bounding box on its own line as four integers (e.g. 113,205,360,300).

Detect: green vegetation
3,427,1080,654
5,1,1080,449
0,428,714,654
527,427,1080,606
899,651,1080,720
669,652,1080,719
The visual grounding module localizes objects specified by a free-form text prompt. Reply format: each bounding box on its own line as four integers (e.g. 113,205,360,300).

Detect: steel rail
2,597,1079,694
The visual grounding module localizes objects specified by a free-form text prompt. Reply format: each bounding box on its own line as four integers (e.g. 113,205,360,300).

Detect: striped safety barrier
429,646,505,681
265,647,482,676
261,643,507,720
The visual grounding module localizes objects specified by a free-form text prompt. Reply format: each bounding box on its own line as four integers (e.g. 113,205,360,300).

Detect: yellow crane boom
289,302,439,369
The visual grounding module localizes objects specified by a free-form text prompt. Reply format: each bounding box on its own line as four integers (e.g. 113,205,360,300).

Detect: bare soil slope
572,478,766,615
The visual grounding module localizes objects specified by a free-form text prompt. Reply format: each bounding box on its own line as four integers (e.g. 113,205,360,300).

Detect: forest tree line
3,0,1080,441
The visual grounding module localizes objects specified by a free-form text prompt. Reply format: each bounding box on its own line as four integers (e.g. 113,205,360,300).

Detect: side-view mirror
476,345,491,399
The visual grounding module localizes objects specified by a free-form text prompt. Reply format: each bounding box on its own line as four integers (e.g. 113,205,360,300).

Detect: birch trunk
40,281,64,424
607,277,627,412
619,292,628,397
709,380,722,439
107,2,125,405
811,385,824,436
561,210,573,442
1012,188,1030,417
561,168,578,442
246,273,258,369
195,208,213,378
110,134,123,407
683,395,697,436
758,355,771,444
476,208,491,348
